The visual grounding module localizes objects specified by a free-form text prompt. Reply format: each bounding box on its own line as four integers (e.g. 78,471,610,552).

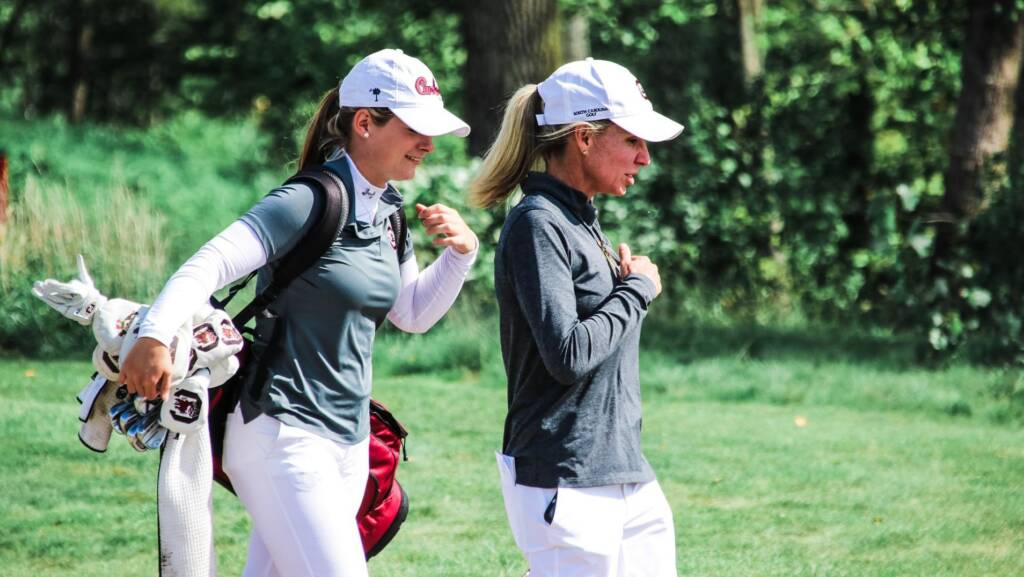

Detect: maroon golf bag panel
205,165,411,558
360,400,410,558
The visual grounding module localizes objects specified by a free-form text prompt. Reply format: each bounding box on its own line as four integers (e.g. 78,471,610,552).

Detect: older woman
469,58,683,577
121,49,477,577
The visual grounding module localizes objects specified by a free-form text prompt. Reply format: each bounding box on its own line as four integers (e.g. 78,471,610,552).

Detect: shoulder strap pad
388,207,409,262
230,166,349,327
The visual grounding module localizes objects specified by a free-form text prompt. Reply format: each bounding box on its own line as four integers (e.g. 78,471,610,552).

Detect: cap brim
393,107,470,138
611,111,684,142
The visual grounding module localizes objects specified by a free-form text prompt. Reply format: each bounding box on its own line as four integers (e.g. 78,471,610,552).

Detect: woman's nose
636,140,650,165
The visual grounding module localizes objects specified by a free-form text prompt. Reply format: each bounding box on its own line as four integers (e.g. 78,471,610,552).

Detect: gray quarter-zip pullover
495,172,657,488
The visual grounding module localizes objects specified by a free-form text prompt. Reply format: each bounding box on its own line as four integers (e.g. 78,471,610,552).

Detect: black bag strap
388,204,409,263
215,166,410,327
215,166,349,327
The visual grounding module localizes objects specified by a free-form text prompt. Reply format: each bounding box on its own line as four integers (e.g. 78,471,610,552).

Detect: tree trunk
939,0,1024,232
67,0,94,123
926,0,1024,352
461,0,561,156
0,150,8,225
0,0,29,68
738,0,762,85
562,9,590,63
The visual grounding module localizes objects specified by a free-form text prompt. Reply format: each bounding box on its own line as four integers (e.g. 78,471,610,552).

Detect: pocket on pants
496,453,555,554
224,411,280,473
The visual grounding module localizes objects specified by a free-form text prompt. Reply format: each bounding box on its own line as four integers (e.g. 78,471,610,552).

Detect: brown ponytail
298,88,396,170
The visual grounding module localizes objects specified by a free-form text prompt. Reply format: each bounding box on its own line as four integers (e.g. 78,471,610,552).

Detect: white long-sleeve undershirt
139,219,476,345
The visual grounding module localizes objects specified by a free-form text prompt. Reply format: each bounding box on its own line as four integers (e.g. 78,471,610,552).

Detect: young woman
469,58,684,577
120,49,477,577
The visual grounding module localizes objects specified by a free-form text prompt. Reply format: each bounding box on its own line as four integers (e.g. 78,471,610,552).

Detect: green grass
1,320,1022,576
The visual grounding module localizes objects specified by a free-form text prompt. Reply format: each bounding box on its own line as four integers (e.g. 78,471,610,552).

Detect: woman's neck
346,148,388,188
546,156,595,200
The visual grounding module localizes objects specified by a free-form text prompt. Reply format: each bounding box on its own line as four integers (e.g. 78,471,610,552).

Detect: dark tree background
3,0,1024,360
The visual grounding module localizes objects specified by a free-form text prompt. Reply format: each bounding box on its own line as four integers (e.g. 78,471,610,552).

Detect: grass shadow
640,317,920,371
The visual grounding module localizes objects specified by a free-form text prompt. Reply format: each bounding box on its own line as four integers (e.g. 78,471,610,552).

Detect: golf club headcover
161,369,210,434
77,374,108,423
118,306,192,386
207,355,240,389
92,298,143,355
190,302,216,326
191,308,245,372
31,254,108,326
79,378,124,452
91,345,121,382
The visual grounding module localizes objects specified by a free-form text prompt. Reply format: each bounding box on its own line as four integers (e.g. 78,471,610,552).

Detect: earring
363,132,370,138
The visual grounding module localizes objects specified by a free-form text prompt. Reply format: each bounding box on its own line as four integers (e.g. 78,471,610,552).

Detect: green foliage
0,178,169,356
178,0,467,160
5,0,1024,361
576,0,1024,360
0,113,280,355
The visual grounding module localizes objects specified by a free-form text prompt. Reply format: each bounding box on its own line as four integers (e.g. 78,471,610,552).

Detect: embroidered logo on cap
369,87,381,102
573,106,609,119
636,79,649,100
415,76,441,96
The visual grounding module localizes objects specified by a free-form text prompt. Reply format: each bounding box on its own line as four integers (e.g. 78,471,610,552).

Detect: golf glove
32,255,108,326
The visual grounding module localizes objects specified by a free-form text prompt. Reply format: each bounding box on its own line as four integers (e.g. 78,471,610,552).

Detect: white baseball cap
535,58,683,142
339,48,470,137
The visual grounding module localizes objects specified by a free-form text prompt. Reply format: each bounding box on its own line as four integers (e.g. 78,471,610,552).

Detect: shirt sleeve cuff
138,322,176,347
624,273,657,306
445,243,478,271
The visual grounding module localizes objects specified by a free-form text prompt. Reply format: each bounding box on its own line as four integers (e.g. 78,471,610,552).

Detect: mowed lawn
0,350,1021,577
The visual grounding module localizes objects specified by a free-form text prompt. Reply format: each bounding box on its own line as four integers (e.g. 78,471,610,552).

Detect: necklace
541,188,621,279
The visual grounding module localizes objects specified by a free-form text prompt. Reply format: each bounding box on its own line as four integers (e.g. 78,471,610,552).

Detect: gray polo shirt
495,172,658,488
238,158,412,444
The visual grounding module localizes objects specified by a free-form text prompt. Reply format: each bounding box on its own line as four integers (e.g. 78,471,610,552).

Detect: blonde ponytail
469,86,544,208
469,84,612,208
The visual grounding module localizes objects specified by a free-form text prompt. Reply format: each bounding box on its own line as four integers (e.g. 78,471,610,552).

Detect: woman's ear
572,125,593,156
352,108,372,138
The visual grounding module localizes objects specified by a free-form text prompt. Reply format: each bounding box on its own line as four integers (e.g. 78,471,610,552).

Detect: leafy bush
0,178,169,356
0,113,279,355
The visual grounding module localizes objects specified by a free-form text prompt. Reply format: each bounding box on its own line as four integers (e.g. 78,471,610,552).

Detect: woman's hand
119,336,173,400
415,203,478,255
619,243,662,298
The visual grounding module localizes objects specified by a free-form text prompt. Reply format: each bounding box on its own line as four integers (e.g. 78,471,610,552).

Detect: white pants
497,453,677,577
223,409,369,577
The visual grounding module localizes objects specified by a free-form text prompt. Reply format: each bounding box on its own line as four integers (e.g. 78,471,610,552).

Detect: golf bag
208,164,411,559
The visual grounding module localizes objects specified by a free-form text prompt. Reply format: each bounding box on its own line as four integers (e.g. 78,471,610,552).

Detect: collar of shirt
322,152,403,241
341,153,388,225
523,171,598,225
